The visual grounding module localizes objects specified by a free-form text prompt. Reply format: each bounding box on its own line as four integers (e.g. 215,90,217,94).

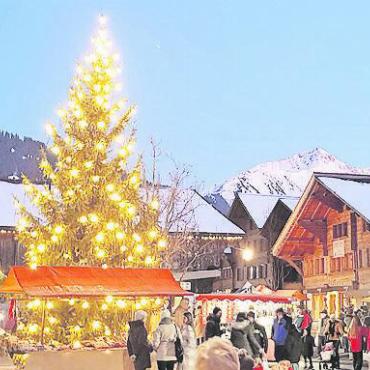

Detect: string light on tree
14,15,167,347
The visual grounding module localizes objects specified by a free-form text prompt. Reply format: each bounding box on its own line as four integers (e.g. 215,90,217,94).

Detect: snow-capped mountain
207,148,370,214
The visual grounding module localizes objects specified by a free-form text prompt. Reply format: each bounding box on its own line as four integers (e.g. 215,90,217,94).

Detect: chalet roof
317,174,370,221
237,193,300,229
273,172,370,258
0,180,39,228
162,188,244,235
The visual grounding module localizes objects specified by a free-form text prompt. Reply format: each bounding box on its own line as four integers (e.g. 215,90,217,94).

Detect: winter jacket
349,326,369,353
174,300,189,330
294,313,312,334
205,314,222,340
272,317,289,346
249,321,268,353
127,320,152,370
181,324,196,370
153,317,182,361
324,319,344,341
319,316,329,336
302,334,315,357
230,320,262,358
285,327,303,363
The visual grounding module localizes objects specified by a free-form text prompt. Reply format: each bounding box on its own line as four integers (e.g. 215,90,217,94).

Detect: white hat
161,309,171,320
135,310,147,321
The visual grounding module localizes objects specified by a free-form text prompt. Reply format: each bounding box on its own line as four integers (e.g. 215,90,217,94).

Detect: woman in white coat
153,310,182,370
180,312,196,370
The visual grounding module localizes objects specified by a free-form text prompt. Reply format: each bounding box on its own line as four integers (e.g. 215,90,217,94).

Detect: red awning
196,293,292,303
0,266,192,298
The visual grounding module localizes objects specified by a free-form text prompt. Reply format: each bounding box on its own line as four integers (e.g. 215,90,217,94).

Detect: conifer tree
16,16,167,269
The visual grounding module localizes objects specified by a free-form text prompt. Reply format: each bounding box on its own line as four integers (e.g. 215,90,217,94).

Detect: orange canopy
0,266,192,298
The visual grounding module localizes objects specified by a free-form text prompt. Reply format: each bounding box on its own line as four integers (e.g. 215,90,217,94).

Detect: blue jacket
272,317,289,345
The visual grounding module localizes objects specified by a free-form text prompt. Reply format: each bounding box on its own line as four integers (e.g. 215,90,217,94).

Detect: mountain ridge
206,147,370,214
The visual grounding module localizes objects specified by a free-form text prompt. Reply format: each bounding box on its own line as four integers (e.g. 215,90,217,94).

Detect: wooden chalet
273,173,370,318
228,193,301,290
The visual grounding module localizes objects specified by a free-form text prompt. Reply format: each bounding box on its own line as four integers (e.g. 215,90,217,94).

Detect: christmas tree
16,16,166,270
13,16,167,346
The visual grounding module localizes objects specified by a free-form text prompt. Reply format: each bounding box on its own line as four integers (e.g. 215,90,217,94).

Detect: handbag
174,325,184,363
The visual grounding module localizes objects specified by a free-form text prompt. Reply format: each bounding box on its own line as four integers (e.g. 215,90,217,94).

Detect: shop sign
180,281,192,291
333,239,345,258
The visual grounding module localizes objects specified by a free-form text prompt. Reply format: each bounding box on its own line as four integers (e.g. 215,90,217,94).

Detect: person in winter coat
302,329,314,369
180,312,196,370
230,312,263,358
174,298,189,330
195,337,240,370
318,309,329,355
294,307,312,335
348,315,369,370
153,310,182,370
284,325,302,370
272,308,290,362
194,305,205,344
324,314,344,370
205,307,223,340
127,310,152,370
247,311,268,354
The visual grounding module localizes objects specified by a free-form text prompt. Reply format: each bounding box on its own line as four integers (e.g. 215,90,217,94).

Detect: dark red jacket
349,326,369,353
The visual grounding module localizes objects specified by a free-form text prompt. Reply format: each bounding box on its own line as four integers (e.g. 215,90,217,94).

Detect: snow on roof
279,198,299,211
0,181,33,227
238,193,300,228
318,175,370,221
161,188,244,235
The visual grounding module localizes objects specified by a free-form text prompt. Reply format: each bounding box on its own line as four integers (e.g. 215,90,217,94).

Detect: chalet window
359,250,363,268
333,223,348,239
252,266,257,279
363,220,370,232
257,264,265,279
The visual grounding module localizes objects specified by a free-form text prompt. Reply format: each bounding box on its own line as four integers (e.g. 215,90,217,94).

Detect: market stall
196,292,301,336
0,266,191,370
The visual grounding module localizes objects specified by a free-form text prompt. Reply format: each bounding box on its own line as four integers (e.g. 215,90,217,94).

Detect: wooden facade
228,194,302,291
273,173,370,318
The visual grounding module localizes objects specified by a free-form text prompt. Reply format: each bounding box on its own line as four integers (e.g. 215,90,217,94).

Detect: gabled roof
237,193,300,229
162,188,244,235
0,180,38,228
273,172,370,258
317,173,370,221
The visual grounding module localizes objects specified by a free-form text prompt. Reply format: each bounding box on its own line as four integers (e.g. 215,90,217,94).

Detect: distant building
0,181,29,273
228,193,302,290
273,173,370,318
164,188,245,293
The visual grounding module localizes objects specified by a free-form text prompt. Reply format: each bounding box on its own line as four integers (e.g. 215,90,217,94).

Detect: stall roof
196,293,292,303
0,266,192,298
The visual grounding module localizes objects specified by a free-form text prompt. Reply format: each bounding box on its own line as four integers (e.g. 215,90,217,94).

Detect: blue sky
1,1,370,187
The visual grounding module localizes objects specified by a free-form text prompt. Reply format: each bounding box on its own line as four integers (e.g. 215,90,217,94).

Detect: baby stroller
319,341,334,370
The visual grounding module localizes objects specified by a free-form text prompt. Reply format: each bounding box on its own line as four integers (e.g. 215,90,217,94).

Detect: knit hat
213,307,222,315
135,310,147,321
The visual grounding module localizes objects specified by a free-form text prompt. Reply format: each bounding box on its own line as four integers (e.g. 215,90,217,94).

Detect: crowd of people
126,299,370,370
